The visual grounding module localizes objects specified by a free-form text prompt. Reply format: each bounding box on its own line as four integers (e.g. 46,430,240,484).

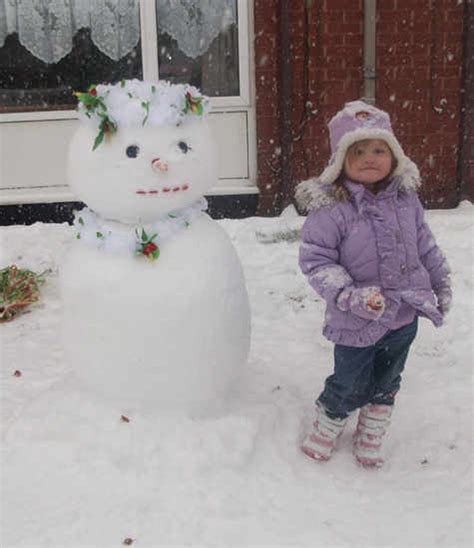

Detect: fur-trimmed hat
319,100,409,184
295,100,421,212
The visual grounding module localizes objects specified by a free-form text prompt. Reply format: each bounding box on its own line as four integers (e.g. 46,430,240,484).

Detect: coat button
400,264,407,273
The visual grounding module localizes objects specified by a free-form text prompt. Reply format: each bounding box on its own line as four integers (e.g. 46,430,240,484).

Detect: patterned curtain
0,0,236,64
156,0,236,59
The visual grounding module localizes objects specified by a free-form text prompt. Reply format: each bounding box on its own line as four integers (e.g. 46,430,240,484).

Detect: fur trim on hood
320,100,410,184
295,159,421,213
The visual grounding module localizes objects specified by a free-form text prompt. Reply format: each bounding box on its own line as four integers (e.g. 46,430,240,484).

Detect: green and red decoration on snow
184,92,204,116
135,229,160,261
0,265,48,322
74,85,117,150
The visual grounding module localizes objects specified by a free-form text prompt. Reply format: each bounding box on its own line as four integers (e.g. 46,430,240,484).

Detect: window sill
0,183,258,206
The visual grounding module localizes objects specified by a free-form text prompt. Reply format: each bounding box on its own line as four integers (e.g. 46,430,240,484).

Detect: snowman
61,79,251,415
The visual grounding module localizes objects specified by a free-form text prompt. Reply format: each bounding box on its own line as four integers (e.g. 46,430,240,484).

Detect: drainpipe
363,0,377,104
276,0,292,213
457,0,473,203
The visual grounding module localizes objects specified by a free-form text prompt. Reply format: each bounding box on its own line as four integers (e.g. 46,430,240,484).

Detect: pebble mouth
136,184,189,196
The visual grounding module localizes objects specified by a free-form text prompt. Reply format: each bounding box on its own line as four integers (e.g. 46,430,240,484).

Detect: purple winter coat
297,176,451,347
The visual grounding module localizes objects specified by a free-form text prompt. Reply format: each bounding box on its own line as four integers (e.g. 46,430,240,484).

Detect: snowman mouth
136,184,190,196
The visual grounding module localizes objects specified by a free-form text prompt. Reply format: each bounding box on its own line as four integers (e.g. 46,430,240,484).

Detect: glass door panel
0,0,143,113
156,0,239,97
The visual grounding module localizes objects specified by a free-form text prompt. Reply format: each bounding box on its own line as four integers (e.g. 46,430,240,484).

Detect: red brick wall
377,0,464,208
254,0,466,214
254,0,281,213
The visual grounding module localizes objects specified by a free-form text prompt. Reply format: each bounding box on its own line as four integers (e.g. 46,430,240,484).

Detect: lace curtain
156,0,236,59
0,0,236,64
0,0,140,64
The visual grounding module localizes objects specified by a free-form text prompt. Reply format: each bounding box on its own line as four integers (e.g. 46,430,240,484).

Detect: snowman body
61,81,250,414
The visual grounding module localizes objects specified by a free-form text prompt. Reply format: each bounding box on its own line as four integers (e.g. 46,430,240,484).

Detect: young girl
295,100,452,468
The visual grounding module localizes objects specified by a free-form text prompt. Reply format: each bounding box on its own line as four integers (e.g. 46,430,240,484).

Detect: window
0,0,142,113
0,0,242,113
156,1,239,97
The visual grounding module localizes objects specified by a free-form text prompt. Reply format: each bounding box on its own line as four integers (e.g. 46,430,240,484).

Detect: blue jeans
317,317,418,419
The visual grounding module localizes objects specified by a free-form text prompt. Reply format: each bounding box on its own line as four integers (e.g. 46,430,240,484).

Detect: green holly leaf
78,217,84,225
107,119,117,135
74,91,102,112
142,101,150,126
93,129,105,151
184,93,204,116
98,115,117,134
92,117,117,150
96,232,103,238
97,97,108,112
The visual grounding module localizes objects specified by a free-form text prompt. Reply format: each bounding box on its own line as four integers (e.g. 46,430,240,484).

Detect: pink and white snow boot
353,403,393,468
301,405,348,461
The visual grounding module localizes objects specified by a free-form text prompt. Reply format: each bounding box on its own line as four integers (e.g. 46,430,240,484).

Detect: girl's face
343,139,394,185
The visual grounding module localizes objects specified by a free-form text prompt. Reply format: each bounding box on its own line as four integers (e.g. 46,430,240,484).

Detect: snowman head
68,80,217,224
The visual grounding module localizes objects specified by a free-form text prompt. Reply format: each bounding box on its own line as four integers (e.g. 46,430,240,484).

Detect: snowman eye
126,145,140,158
178,141,191,154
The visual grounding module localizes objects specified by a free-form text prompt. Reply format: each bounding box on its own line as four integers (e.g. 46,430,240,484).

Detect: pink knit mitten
434,285,452,316
337,286,385,321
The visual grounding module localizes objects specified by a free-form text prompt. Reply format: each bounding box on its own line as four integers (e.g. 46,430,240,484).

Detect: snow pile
0,203,472,547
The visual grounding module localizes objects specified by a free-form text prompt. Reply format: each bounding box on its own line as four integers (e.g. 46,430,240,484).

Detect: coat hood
294,100,421,213
295,159,421,213
320,100,412,185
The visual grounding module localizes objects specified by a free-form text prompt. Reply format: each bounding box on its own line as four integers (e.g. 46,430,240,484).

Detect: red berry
143,243,158,256
89,88,97,96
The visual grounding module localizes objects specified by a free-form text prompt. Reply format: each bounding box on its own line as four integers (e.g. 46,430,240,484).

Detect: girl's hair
332,174,350,202
331,139,398,201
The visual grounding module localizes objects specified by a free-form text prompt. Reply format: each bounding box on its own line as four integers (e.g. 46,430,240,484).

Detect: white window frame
0,0,252,122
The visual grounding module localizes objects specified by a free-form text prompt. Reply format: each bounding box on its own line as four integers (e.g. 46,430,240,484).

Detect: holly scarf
73,198,208,260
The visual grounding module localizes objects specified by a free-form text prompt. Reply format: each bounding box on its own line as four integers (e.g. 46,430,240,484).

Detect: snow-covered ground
1,203,473,548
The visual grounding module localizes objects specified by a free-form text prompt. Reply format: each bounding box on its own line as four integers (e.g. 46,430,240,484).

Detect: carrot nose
151,158,168,172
